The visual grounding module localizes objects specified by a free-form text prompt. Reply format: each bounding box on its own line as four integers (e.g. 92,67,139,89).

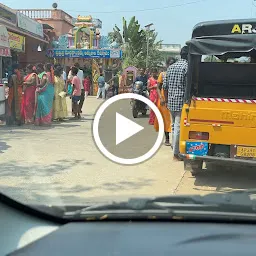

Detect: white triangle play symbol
116,112,144,145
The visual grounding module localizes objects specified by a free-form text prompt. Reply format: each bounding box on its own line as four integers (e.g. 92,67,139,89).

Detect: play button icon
116,113,144,145
93,93,164,165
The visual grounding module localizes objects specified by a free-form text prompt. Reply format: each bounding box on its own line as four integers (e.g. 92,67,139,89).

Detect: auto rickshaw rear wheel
184,160,203,176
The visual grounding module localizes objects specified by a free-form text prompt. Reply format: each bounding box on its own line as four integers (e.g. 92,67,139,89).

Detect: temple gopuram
47,15,122,96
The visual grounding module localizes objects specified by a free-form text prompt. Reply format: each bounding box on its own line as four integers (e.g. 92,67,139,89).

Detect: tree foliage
108,16,163,69
203,56,221,62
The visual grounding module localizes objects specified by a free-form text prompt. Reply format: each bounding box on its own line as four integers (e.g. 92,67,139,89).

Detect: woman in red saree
148,69,159,125
21,64,39,124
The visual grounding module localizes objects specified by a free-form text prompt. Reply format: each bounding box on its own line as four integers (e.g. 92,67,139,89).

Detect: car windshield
0,1,256,220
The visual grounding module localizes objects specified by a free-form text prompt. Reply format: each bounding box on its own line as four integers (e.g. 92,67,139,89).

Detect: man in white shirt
68,63,84,113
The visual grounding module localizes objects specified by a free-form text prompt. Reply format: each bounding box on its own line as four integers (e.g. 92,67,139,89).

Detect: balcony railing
16,9,75,25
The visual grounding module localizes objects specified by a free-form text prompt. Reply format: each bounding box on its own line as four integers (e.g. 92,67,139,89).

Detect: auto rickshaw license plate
236,146,256,158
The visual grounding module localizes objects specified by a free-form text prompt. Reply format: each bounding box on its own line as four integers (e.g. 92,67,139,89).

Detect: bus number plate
236,146,256,158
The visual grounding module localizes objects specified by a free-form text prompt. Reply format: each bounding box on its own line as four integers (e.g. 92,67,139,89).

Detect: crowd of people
5,46,188,159
95,70,121,99
5,62,91,126
134,46,188,161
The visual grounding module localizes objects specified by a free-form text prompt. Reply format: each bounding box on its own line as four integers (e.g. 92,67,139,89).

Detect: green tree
139,29,163,68
108,17,145,59
203,55,220,62
108,16,163,69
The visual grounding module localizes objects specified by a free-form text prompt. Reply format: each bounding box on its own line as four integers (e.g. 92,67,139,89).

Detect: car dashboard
1,201,256,255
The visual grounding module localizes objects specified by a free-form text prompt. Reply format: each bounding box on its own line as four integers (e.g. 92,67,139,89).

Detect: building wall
37,19,73,37
18,18,74,67
55,58,91,69
17,9,74,37
18,36,48,67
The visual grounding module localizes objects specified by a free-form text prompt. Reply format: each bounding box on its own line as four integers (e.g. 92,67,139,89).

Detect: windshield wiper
63,190,256,219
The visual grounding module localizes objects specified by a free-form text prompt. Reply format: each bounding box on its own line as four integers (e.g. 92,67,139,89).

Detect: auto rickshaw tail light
189,131,209,140
184,118,190,126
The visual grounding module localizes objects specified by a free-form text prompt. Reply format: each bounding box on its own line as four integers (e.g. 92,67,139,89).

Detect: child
71,67,81,119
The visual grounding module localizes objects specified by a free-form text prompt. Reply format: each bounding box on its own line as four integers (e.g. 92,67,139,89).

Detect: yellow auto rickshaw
179,19,256,175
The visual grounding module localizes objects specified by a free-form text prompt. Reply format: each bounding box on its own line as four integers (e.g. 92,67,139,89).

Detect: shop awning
0,25,11,57
0,20,48,44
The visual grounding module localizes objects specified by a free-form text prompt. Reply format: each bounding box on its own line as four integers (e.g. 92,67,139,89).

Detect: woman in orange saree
154,57,176,146
21,64,39,124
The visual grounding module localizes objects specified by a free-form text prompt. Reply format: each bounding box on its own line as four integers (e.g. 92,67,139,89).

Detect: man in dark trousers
163,46,188,161
108,71,119,96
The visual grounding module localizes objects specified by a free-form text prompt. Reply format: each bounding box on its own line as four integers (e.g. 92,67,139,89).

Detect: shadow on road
0,116,94,130
0,159,94,179
0,178,154,205
0,129,32,141
0,141,11,153
193,164,256,193
0,124,80,131
0,158,154,205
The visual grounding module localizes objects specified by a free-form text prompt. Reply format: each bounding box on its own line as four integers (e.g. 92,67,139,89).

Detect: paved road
0,96,255,206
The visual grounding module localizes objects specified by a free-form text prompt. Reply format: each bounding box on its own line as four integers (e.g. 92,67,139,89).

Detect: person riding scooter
134,68,149,97
131,80,148,118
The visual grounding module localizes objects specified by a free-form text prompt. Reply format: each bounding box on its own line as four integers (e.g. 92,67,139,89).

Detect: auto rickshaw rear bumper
179,154,256,167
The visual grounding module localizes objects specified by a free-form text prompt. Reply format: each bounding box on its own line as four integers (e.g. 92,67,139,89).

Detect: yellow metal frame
74,27,82,48
179,101,256,154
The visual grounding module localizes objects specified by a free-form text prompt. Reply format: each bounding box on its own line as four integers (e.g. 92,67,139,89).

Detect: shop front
8,31,25,68
0,4,48,70
0,25,11,117
8,31,25,53
0,25,11,79
16,12,48,67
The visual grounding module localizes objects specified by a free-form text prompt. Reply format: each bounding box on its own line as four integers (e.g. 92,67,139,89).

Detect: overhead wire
64,0,210,14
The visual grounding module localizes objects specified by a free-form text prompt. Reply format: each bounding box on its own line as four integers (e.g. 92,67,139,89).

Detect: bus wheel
184,160,203,176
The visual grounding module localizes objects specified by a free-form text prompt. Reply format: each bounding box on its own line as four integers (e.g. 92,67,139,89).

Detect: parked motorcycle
131,81,148,118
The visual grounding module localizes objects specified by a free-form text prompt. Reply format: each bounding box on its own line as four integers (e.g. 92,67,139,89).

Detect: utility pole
144,23,153,68
252,0,256,17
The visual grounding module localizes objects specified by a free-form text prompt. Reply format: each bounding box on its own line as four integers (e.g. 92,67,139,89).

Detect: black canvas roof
188,19,256,55
192,18,256,38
